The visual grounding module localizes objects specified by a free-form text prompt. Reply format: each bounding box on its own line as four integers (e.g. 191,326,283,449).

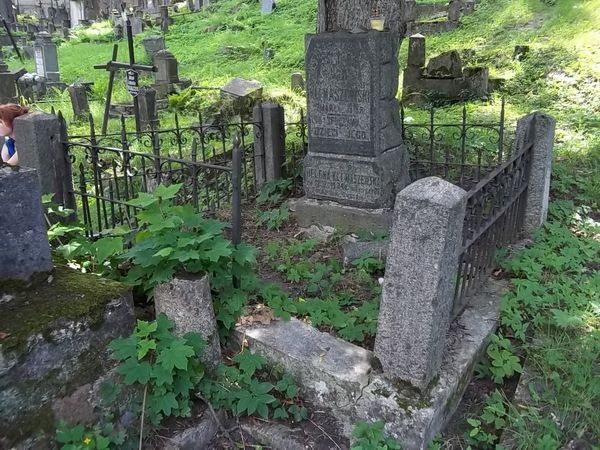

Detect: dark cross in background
94,8,156,134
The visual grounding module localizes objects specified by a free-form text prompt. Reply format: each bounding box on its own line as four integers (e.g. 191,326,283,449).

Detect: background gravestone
303,30,410,209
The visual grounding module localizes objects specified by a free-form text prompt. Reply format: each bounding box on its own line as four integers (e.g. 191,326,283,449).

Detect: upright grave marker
303,30,409,210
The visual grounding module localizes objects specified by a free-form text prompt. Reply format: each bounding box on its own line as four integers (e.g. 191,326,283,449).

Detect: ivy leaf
118,359,152,385
154,183,183,200
203,239,232,262
157,340,195,371
110,335,137,361
155,391,179,416
183,332,207,355
151,364,174,386
233,351,265,378
137,338,157,360
273,407,289,420
135,320,158,339
55,422,84,443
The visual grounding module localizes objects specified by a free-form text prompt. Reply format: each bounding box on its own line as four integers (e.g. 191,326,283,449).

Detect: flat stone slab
341,235,389,266
288,197,393,234
235,279,506,449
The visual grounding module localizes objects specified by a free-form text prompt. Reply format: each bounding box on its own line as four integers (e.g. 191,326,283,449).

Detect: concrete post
252,102,286,190
374,177,467,390
13,112,70,206
516,112,556,235
67,83,90,119
154,275,222,371
0,166,53,281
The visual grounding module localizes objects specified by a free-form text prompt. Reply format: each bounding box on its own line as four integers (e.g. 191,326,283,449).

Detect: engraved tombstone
34,32,61,83
303,31,410,209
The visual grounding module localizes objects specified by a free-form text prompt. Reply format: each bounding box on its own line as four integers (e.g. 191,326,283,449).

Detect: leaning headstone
261,0,274,15
0,166,53,281
142,35,165,61
374,177,467,390
448,0,461,22
220,78,263,115
153,49,191,97
290,72,305,91
303,30,410,209
68,83,89,119
138,86,158,130
34,31,62,86
426,50,463,78
154,275,222,371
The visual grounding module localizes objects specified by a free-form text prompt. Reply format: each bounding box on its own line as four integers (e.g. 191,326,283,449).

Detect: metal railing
453,137,533,315
61,113,249,238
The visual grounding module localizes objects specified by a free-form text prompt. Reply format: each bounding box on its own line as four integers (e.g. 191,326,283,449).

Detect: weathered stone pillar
154,275,222,371
138,86,158,130
516,112,556,235
159,5,169,32
0,166,53,281
448,0,461,22
67,83,89,119
290,72,305,91
34,31,61,83
253,102,285,189
407,33,426,67
374,177,467,390
13,112,72,207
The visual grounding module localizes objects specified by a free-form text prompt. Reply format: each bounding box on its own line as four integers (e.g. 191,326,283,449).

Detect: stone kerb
515,112,556,235
374,177,467,390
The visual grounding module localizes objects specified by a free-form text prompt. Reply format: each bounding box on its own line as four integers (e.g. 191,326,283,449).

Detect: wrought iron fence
62,113,250,237
401,98,510,190
453,137,533,316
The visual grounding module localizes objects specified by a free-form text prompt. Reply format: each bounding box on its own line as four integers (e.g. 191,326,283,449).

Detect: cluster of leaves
351,421,401,450
56,422,125,450
256,178,294,207
121,184,256,298
256,205,291,231
475,334,522,384
199,350,307,422
44,194,125,278
109,314,207,427
260,283,379,344
464,391,508,449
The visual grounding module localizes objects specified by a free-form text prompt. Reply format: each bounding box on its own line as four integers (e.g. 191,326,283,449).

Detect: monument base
288,196,393,233
303,148,409,209
234,279,505,449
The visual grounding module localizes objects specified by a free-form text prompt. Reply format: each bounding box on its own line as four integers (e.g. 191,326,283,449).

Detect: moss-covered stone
0,264,130,351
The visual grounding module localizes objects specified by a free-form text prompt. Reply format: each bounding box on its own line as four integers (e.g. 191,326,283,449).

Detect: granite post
252,102,285,189
0,166,53,281
516,112,556,235
154,275,222,371
290,72,305,91
374,177,467,390
67,83,89,119
138,86,158,130
303,30,410,210
13,112,72,207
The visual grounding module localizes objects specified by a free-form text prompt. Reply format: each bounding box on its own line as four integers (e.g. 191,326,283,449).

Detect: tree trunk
317,0,406,36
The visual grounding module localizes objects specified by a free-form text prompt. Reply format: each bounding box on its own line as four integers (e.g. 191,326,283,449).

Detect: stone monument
152,49,191,97
292,30,409,232
34,32,65,90
0,50,21,104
